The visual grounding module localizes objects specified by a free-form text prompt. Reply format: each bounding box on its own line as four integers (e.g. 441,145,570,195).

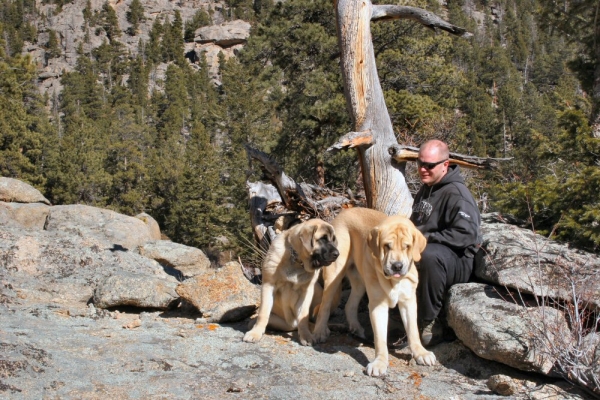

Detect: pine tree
46,29,61,59
126,0,144,36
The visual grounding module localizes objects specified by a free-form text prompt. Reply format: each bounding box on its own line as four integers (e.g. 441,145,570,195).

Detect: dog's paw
414,349,436,366
348,322,366,339
243,330,263,343
299,332,314,346
366,359,387,376
312,326,330,343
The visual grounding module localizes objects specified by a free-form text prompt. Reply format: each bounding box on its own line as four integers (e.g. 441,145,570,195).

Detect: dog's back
332,207,388,266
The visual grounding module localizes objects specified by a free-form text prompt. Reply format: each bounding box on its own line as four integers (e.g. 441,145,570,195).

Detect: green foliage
98,1,121,42
46,30,61,59
0,39,49,187
126,0,145,36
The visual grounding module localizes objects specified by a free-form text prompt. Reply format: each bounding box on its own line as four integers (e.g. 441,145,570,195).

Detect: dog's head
367,216,427,279
291,218,339,271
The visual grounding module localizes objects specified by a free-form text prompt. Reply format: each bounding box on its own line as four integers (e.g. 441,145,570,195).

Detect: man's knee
419,243,449,272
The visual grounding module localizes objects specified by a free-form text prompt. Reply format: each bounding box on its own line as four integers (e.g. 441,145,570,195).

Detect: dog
243,218,339,346
312,207,436,375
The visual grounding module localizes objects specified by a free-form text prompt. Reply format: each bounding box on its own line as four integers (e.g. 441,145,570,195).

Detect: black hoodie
410,165,481,257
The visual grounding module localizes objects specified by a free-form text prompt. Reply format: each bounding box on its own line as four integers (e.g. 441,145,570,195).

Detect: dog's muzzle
384,261,408,278
312,246,339,269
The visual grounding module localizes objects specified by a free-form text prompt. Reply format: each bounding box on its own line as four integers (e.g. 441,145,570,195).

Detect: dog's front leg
243,283,275,343
367,302,389,376
296,274,318,346
312,269,345,343
398,287,436,366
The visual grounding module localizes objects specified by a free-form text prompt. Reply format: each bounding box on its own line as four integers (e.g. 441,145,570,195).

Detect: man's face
417,147,449,186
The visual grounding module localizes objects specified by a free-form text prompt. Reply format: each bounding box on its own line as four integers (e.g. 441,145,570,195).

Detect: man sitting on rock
410,140,481,346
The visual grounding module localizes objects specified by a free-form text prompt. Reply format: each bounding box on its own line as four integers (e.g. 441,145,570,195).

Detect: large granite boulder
45,204,155,251
176,261,259,323
477,213,600,311
447,282,571,375
138,240,211,279
0,177,50,204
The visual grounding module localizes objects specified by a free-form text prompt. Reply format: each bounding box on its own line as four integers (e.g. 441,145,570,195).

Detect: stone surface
45,204,155,251
0,177,50,204
176,262,259,322
135,212,162,240
477,214,600,312
447,282,571,375
138,240,211,279
0,202,50,230
194,20,251,46
93,271,179,309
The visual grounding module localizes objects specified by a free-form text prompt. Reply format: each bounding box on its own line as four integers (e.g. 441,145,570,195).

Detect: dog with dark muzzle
312,207,436,375
243,218,339,346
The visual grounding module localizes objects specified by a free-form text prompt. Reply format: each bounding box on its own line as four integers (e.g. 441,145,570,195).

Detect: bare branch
388,144,512,170
371,5,473,38
327,130,374,152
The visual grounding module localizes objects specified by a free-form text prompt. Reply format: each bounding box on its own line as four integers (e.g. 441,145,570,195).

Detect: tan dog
243,218,339,346
312,207,436,375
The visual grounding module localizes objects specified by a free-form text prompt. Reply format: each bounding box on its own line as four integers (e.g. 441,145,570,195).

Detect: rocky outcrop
29,0,235,95
138,240,212,279
176,262,259,322
475,213,600,311
44,204,155,251
194,20,251,47
0,177,50,204
447,283,570,374
0,178,593,399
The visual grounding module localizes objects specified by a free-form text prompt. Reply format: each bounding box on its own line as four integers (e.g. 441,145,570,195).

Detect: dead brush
485,208,600,398
237,234,268,285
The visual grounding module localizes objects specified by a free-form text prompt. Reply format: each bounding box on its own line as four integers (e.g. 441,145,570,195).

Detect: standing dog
243,218,339,346
312,207,436,375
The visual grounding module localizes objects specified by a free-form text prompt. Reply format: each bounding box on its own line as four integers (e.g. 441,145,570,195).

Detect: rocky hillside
1,177,598,398
27,0,250,94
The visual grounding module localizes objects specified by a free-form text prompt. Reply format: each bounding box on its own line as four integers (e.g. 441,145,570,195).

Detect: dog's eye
384,243,392,251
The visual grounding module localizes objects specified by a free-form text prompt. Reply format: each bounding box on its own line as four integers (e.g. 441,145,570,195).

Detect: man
410,140,481,347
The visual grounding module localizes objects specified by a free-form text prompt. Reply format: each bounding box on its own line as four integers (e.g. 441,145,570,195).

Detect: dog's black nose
391,262,404,272
331,248,339,260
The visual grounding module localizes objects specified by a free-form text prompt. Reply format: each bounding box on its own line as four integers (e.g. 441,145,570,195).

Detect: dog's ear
411,227,427,262
367,227,381,259
299,224,317,254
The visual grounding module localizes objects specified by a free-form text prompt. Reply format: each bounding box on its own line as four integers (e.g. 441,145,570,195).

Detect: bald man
410,140,481,347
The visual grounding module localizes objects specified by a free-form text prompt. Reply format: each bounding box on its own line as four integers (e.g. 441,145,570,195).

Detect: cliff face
25,0,249,95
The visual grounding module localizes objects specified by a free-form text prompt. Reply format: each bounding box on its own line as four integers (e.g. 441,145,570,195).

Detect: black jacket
410,165,481,257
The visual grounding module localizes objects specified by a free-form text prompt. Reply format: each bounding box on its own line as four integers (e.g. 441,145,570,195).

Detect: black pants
416,243,473,322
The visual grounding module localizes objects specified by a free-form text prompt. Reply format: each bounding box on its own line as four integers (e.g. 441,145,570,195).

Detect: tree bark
331,0,470,215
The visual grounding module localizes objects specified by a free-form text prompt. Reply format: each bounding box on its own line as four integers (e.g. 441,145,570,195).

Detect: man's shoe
420,319,444,347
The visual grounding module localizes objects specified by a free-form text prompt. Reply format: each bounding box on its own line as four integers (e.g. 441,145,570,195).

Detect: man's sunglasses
416,159,447,170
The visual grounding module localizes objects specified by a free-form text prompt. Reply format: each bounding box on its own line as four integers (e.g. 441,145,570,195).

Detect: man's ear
411,227,427,262
367,227,380,259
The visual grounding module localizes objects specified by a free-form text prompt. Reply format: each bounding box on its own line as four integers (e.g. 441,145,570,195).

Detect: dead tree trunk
330,1,471,215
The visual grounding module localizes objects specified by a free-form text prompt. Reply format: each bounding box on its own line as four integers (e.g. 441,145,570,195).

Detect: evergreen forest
1,0,599,255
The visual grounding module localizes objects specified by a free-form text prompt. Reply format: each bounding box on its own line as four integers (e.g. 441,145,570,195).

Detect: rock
0,202,50,230
0,177,50,204
487,374,518,396
194,20,251,47
93,271,179,310
137,240,211,279
447,282,571,375
135,212,162,240
176,261,259,322
45,204,155,250
477,215,600,312
0,225,172,307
